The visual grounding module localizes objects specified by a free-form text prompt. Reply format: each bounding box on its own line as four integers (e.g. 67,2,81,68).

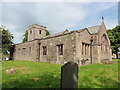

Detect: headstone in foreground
61,61,78,88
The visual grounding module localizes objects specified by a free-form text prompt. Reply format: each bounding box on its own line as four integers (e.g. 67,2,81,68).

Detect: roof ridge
87,25,101,28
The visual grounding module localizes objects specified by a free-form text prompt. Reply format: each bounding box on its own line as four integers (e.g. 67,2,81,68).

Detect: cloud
2,0,120,2
34,3,86,32
97,2,117,10
105,19,118,29
2,23,23,43
2,2,39,43
2,2,87,43
2,2,117,44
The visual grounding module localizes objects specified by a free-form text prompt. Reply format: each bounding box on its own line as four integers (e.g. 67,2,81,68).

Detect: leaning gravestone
61,61,78,88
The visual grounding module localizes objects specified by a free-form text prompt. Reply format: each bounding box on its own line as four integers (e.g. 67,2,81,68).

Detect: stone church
13,18,112,65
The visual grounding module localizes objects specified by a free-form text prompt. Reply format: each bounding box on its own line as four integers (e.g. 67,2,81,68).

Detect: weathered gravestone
61,61,78,88
6,68,16,74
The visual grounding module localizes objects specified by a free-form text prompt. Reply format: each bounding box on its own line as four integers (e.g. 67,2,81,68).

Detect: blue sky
1,2,118,43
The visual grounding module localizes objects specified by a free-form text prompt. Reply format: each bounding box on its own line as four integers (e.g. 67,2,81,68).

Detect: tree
22,30,50,43
22,30,28,43
0,26,14,59
46,30,50,36
107,25,120,58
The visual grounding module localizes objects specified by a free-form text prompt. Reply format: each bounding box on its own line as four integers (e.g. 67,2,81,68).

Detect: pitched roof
87,25,101,34
42,30,70,39
42,24,101,39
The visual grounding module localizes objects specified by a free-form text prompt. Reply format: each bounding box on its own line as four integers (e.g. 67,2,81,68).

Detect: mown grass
2,61,61,88
0,61,2,88
2,59,119,88
113,58,120,62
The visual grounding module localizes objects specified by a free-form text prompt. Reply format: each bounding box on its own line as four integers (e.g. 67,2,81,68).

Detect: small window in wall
39,30,41,34
29,47,31,55
30,30,32,34
22,48,26,55
18,48,21,55
43,46,47,55
57,44,63,55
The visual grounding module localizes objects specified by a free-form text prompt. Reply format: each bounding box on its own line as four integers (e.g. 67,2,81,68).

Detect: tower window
39,30,41,34
57,44,63,55
30,30,32,34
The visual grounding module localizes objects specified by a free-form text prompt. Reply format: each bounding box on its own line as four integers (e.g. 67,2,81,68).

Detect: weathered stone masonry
13,18,112,65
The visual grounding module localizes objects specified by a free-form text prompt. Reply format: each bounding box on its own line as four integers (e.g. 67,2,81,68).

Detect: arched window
101,34,109,53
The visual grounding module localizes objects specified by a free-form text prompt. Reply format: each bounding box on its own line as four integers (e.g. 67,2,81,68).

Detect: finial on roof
102,16,104,20
63,29,69,34
65,29,69,32
101,16,104,24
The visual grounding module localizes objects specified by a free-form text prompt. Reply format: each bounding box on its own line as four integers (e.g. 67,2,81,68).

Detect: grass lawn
2,59,119,88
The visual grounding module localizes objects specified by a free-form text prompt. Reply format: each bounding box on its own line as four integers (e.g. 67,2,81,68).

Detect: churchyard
2,59,119,88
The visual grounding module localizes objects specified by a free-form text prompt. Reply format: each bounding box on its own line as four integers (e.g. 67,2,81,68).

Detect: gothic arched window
101,34,109,53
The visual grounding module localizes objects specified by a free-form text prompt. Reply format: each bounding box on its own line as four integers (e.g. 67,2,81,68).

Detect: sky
1,1,118,44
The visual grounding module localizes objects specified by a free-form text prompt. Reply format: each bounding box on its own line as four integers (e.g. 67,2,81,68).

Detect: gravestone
6,68,16,74
61,61,78,88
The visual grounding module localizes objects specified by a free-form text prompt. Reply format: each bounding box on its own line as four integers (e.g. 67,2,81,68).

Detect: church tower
28,24,47,41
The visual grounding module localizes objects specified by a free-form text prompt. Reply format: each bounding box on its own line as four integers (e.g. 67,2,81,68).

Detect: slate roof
42,25,101,39
15,24,103,45
42,29,70,39
87,25,101,34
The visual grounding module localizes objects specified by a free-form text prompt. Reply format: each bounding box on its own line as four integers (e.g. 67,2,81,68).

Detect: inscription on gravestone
61,61,78,88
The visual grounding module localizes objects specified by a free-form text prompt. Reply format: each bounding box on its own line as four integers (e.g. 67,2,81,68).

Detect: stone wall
91,34,101,64
13,40,39,61
75,29,91,65
39,32,76,64
98,23,112,62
